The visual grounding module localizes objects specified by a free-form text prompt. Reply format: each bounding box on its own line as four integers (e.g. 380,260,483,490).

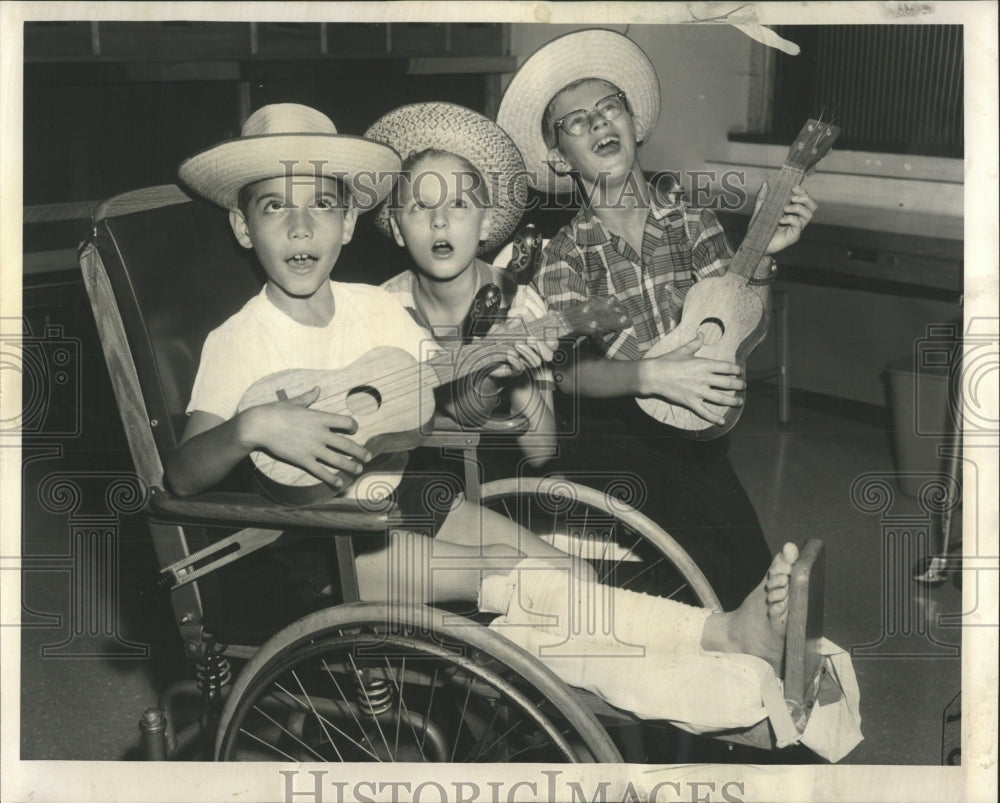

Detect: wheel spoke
348,652,393,759
468,715,523,761
420,666,439,756
291,668,353,761
238,726,303,762
450,676,476,762
271,680,380,761
247,701,329,761
383,655,428,762
464,697,505,762
320,659,370,747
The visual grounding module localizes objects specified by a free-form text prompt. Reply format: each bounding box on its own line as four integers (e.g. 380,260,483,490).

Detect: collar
406,260,508,331
570,182,682,247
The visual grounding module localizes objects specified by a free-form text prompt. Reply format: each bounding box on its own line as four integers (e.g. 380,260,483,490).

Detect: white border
2,3,997,802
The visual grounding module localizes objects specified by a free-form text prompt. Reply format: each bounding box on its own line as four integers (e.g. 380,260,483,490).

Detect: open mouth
287,253,318,269
431,239,454,257
592,135,621,156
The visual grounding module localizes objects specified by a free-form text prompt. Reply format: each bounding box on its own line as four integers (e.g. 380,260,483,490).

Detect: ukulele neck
729,164,804,280
421,311,566,390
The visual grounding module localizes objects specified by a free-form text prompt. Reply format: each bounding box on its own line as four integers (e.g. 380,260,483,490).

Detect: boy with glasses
497,29,818,609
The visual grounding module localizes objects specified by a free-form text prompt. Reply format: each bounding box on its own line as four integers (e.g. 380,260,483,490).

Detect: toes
767,569,790,586
767,542,799,582
767,585,789,604
768,597,788,621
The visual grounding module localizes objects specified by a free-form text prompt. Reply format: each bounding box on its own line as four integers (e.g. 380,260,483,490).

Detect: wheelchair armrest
148,488,394,532
426,412,531,437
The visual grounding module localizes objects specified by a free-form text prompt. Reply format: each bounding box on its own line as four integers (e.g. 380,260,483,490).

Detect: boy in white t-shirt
168,103,571,608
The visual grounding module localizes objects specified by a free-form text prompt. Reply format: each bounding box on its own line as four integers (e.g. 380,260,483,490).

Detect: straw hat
179,103,401,211
364,102,527,253
496,28,660,195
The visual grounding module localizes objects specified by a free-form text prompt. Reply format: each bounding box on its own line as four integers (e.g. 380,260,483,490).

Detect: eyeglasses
553,92,630,137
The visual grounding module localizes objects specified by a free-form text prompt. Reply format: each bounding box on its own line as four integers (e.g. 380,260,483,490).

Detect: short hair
541,77,625,149
236,174,351,217
393,148,491,211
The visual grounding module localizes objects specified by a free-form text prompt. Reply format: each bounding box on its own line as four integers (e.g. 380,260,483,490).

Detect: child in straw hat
497,29,819,610
366,102,557,474
169,103,571,610
360,102,846,745
165,105,818,738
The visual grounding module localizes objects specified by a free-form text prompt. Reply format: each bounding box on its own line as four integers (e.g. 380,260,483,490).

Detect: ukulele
637,119,840,438
238,297,631,505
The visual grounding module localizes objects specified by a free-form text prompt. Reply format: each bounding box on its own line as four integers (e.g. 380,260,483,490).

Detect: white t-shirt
187,281,431,498
189,281,428,420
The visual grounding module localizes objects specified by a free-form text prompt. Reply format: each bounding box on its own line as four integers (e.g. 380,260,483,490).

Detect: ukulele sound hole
697,317,725,345
346,385,382,416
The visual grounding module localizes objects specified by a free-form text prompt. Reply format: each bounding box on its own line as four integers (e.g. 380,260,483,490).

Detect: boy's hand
239,387,370,489
754,183,818,256
486,317,558,379
641,333,745,425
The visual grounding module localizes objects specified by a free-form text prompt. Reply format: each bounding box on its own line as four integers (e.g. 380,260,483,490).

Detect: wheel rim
216,604,621,762
479,476,720,608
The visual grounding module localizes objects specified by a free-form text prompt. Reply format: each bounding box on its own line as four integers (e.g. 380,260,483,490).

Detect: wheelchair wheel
478,476,721,609
215,602,621,762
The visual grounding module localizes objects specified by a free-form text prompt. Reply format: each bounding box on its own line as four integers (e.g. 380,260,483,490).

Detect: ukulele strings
732,164,804,278
292,309,572,413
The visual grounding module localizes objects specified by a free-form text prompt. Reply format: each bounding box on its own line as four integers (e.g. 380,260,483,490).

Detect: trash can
885,356,952,497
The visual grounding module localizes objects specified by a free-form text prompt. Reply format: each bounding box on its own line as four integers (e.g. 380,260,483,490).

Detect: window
738,25,963,158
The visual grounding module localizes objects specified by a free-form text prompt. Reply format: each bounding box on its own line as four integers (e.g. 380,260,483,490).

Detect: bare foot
701,542,799,675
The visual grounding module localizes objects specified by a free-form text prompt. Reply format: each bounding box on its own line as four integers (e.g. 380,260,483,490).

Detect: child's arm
555,338,744,427
442,318,558,429
508,369,557,468
536,247,744,426
165,387,369,497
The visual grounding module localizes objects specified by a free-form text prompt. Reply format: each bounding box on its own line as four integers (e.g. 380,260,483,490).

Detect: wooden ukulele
638,119,840,438
238,297,631,505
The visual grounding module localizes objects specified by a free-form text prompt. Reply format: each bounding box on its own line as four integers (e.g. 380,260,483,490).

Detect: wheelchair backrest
83,185,263,471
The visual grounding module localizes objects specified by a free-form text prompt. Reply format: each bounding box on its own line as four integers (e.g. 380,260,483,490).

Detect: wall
506,24,963,409
507,23,754,177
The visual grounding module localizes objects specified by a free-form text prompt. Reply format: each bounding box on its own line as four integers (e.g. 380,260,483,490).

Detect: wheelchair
79,184,824,763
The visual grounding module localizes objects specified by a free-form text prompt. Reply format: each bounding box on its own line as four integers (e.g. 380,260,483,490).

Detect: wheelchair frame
79,184,824,763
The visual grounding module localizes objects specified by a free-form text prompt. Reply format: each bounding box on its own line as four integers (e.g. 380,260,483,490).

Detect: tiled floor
726,391,963,765
17,371,964,764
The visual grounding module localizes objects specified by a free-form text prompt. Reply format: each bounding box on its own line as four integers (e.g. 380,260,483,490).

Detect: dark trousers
550,396,772,611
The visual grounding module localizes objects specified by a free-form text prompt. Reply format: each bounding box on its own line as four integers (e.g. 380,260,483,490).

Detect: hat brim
364,102,527,253
178,133,401,211
497,29,660,195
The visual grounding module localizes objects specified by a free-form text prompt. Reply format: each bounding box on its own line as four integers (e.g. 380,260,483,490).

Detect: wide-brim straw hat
179,103,400,211
364,102,527,253
497,28,660,195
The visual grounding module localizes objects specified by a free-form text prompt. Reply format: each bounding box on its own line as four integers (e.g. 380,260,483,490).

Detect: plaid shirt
533,190,733,360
